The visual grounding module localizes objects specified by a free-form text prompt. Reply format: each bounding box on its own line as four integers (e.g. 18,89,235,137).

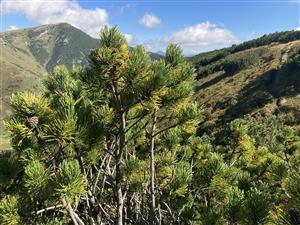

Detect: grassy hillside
191,32,300,133
0,23,100,124
0,23,162,124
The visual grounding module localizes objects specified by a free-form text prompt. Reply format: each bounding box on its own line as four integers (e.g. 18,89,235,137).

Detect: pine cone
115,59,123,67
27,116,39,128
112,48,119,54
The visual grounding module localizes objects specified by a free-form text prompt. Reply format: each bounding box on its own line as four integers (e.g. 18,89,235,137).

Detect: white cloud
1,0,108,38
123,33,139,46
144,21,239,55
124,33,134,44
8,25,19,31
139,13,161,28
117,4,134,16
295,21,300,31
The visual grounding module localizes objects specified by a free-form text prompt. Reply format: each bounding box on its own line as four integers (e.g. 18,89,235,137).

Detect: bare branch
31,204,64,215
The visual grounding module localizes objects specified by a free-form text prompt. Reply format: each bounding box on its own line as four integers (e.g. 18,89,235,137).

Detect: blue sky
1,0,299,55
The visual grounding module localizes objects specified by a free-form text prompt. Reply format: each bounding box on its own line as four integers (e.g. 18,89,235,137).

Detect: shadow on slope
195,72,232,91
222,57,300,122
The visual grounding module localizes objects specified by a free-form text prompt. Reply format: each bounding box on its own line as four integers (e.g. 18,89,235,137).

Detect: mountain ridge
1,23,162,73
1,24,300,135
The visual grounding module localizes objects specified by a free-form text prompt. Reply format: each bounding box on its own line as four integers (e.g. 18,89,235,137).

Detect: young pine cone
27,116,39,128
115,59,123,67
112,48,119,54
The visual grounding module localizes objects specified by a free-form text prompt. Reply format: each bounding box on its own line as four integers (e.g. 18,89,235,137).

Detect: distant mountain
0,23,161,123
156,51,165,56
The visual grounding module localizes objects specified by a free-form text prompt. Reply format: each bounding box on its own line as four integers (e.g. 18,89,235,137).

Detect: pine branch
31,204,64,215
125,120,150,145
125,113,148,133
162,202,176,221
153,122,179,138
62,198,79,225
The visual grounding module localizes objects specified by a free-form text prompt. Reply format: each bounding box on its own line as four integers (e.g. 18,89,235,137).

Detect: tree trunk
149,109,157,224
116,111,126,225
111,78,126,225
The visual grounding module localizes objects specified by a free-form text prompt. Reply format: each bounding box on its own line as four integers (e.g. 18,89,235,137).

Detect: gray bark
116,111,126,225
149,109,157,224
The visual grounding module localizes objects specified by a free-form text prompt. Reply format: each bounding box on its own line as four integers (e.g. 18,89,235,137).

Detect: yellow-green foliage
24,160,51,199
56,160,86,204
10,92,52,120
0,195,20,225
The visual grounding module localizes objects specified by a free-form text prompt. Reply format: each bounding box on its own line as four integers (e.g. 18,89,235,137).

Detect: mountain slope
190,32,300,132
0,23,161,123
0,23,101,121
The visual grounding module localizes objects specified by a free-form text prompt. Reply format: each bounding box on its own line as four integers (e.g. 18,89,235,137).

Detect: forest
0,26,300,225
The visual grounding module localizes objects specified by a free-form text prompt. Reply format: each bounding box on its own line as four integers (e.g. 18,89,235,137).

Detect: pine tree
3,25,199,224
2,24,300,225
83,26,199,224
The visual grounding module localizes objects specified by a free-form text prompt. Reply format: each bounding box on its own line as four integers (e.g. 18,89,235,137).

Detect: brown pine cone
27,116,39,128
